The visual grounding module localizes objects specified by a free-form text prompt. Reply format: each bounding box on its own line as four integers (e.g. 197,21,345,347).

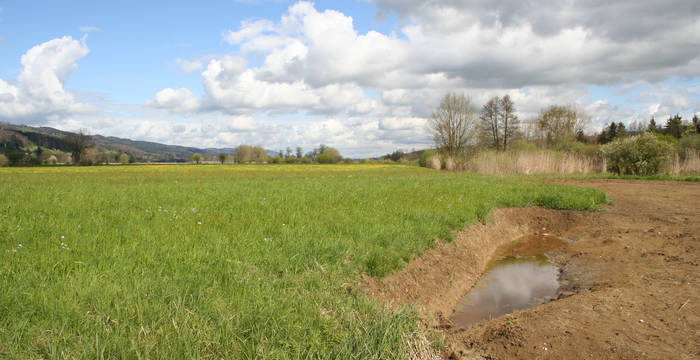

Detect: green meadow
0,164,607,359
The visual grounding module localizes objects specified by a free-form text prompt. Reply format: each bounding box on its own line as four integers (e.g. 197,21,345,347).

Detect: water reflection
452,256,559,327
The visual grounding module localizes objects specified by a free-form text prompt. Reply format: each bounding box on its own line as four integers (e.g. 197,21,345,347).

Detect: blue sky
0,0,698,157
1,0,396,103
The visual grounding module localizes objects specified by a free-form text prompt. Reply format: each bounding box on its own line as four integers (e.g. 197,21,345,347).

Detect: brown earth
362,179,700,359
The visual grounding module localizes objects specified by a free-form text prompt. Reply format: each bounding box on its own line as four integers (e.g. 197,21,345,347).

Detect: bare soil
362,179,700,359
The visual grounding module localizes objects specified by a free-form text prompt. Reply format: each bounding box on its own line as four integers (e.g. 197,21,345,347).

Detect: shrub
0,153,8,167
600,132,674,175
271,156,285,164
510,140,537,151
418,149,437,167
444,157,456,171
119,153,130,164
678,134,700,153
427,156,441,170
317,147,342,164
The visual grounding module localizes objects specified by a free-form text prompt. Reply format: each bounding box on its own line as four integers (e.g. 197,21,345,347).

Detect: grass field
0,164,608,359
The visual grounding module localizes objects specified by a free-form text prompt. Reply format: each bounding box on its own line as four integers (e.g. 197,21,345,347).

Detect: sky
0,0,699,157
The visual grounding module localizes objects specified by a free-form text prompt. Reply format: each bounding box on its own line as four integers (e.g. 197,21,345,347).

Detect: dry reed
670,149,700,175
464,150,605,175
427,156,441,170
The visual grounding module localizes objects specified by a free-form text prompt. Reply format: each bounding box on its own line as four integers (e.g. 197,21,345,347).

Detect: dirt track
363,180,700,359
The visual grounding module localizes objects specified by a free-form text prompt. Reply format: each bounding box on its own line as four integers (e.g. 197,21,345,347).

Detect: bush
427,156,441,170
271,156,285,164
0,153,8,167
318,147,342,164
678,134,700,153
418,149,437,167
600,132,674,175
444,157,456,171
510,140,537,151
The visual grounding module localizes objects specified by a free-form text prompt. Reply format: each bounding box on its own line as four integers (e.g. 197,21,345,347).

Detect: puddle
451,234,567,328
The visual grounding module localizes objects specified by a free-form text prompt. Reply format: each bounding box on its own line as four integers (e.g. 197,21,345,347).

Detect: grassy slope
0,165,607,359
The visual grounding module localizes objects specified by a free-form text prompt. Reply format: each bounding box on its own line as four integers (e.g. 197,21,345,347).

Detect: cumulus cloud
146,87,200,112
4,1,696,157
0,36,92,121
228,115,256,131
160,1,699,120
140,0,698,155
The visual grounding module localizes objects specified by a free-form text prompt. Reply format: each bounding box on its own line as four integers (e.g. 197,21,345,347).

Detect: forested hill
0,122,238,163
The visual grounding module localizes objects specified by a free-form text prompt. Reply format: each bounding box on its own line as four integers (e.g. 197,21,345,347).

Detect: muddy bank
363,180,700,359
362,206,590,322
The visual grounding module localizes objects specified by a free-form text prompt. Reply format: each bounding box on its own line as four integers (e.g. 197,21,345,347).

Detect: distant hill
0,122,259,163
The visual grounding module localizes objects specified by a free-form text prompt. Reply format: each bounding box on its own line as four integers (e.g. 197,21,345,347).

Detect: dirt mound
363,180,700,359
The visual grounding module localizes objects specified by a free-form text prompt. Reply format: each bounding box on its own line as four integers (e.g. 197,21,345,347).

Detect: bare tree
480,96,501,150
500,95,519,150
252,146,267,163
428,93,478,157
63,129,92,164
235,145,253,163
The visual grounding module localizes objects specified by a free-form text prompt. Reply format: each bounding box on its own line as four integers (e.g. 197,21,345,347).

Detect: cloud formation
0,36,93,121
146,87,201,112
2,2,698,157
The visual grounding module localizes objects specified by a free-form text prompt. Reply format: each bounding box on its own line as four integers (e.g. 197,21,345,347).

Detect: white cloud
3,2,698,158
175,58,203,73
146,87,200,112
224,19,275,45
228,115,256,131
198,55,366,114
0,36,92,120
378,117,426,131
141,1,698,155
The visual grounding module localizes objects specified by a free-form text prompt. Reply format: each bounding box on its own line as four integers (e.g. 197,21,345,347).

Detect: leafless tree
500,95,519,150
235,145,253,163
428,93,478,157
480,96,501,150
63,129,92,164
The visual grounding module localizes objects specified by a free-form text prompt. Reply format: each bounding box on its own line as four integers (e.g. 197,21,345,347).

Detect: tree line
428,92,590,156
598,114,699,144
186,144,344,165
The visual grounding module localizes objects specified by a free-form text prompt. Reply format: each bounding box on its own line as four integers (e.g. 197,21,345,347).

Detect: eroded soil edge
362,180,700,359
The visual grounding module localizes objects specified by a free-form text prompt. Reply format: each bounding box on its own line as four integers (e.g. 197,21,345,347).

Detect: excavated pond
451,234,567,328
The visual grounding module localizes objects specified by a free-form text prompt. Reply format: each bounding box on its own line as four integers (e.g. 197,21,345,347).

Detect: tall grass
0,164,607,358
464,150,605,175
670,149,700,175
464,148,700,176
